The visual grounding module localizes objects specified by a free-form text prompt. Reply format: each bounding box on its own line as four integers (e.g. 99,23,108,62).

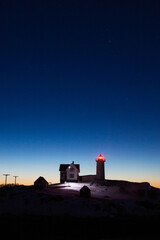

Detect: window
70,167,74,172
69,174,74,178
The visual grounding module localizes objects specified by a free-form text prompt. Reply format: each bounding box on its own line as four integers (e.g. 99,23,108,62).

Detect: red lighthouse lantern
96,154,106,162
95,154,106,180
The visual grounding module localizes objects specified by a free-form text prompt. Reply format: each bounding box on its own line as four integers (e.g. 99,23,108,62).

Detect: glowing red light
95,154,106,161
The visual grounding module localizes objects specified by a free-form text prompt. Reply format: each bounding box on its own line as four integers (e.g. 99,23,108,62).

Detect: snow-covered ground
0,180,160,217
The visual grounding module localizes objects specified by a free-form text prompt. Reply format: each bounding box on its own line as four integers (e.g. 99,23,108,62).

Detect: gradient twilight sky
0,0,160,187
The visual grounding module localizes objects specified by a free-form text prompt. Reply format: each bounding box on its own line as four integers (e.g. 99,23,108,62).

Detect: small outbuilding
80,185,91,198
34,176,48,189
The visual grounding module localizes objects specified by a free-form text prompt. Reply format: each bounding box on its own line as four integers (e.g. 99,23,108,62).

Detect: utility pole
3,174,10,185
13,176,18,185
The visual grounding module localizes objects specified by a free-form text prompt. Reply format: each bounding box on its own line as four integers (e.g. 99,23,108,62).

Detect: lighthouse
95,154,106,180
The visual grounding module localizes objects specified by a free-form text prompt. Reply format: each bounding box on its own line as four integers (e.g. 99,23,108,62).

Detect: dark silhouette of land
0,214,159,240
0,180,159,239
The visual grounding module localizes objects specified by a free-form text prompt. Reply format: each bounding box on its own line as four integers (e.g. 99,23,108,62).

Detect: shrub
0,184,15,192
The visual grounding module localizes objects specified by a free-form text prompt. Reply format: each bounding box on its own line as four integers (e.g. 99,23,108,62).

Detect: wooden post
3,174,10,185
13,176,18,185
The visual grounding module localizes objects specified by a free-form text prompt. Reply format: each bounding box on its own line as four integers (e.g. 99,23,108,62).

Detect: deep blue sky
0,0,160,186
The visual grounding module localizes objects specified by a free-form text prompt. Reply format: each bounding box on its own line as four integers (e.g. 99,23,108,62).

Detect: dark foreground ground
0,214,159,240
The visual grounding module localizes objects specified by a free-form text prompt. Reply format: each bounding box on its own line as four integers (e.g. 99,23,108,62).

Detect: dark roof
80,185,91,192
34,176,48,184
59,164,80,172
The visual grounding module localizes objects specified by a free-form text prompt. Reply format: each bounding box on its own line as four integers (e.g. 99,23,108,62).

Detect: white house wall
66,165,78,181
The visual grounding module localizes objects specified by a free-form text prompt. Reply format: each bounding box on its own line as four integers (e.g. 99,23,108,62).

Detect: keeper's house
59,161,80,183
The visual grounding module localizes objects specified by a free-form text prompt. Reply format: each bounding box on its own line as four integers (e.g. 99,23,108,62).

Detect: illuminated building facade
59,161,80,183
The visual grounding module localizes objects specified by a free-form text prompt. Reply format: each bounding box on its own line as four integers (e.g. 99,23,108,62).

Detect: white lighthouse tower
95,154,106,180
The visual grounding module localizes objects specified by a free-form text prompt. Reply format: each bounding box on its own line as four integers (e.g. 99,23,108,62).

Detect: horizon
0,1,160,188
0,152,160,188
